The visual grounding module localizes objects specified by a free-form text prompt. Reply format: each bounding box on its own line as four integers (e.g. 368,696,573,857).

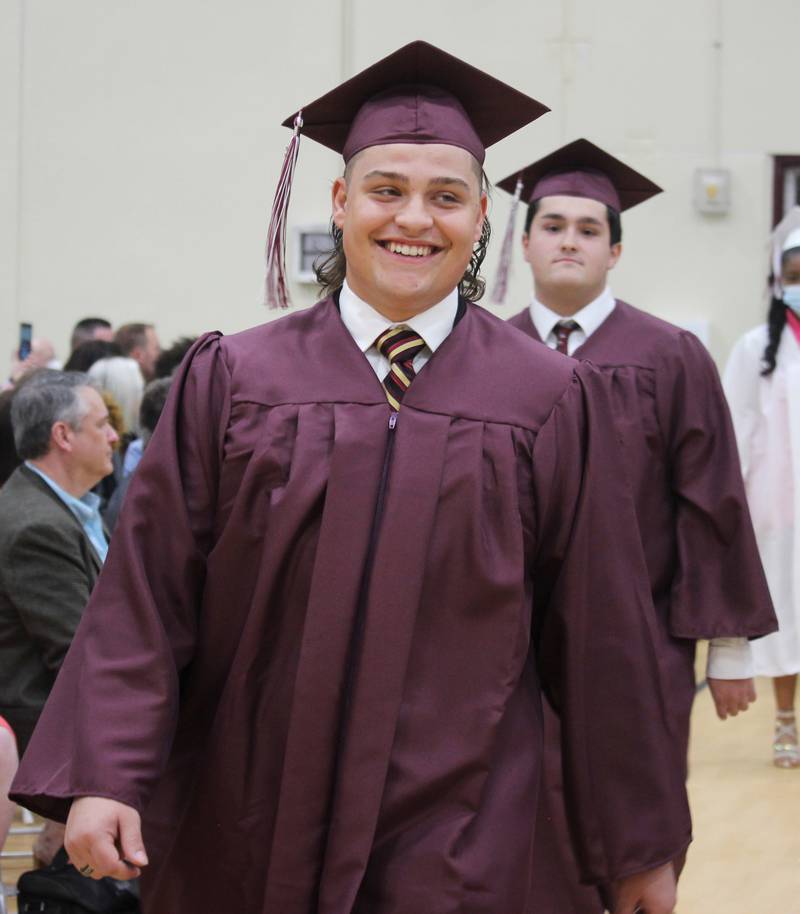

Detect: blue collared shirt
122,438,144,478
25,463,108,563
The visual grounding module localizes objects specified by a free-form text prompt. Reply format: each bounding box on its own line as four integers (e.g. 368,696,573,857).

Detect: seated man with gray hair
0,370,118,864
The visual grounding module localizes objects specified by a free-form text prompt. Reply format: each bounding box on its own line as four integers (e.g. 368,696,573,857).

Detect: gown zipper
339,408,398,715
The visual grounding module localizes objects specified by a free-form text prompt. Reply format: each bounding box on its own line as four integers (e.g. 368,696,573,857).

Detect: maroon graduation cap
496,138,662,212
265,40,550,308
491,139,662,302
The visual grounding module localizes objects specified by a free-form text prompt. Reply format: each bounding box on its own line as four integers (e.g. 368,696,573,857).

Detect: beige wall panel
14,0,342,360
0,0,21,367
723,0,798,152
2,0,798,373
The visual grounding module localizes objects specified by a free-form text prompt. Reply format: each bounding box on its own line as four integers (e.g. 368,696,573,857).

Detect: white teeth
385,241,434,257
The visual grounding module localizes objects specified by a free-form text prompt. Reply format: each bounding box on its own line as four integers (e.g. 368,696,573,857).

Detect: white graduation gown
723,323,800,676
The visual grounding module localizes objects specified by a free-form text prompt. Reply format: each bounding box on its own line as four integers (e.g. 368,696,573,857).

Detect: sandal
773,710,800,768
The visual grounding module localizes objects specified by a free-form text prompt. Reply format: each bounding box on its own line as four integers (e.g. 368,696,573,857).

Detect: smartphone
18,322,33,361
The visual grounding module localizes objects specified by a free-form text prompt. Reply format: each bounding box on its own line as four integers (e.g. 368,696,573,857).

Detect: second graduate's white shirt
529,286,616,356
339,280,458,380
530,285,753,680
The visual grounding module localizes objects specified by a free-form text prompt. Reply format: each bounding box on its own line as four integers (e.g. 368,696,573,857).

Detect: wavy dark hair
314,171,492,302
762,244,800,376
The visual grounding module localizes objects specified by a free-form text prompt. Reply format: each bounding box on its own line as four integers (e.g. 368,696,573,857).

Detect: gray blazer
0,465,103,753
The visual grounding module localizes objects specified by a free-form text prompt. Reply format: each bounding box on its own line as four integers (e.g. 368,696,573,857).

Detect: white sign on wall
294,226,335,283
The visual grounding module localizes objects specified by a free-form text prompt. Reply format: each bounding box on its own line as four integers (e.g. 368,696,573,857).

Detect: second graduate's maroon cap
496,138,662,212
281,40,550,165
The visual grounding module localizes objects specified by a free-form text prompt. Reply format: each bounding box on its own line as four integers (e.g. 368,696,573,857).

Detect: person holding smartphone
6,324,61,389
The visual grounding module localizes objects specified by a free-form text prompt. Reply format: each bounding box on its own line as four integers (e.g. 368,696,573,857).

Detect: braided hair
761,245,800,376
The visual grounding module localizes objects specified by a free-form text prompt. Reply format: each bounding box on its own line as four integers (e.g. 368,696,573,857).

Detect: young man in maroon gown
499,138,778,913
15,50,689,914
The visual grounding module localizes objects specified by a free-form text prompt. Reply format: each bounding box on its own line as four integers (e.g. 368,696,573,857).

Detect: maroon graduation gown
13,297,692,914
509,301,777,914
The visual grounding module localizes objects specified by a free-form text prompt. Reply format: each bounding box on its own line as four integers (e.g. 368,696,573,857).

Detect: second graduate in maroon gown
499,139,777,913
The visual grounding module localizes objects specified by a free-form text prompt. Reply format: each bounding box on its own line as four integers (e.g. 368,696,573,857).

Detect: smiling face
331,143,487,321
522,195,622,314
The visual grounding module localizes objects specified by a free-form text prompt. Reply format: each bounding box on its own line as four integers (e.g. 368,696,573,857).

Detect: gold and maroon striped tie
375,325,427,411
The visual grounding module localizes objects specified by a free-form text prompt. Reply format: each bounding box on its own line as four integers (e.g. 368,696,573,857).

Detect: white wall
2,0,798,370
0,0,22,371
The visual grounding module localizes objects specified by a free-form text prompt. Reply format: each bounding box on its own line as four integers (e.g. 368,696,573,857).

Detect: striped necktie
555,320,580,355
375,325,427,411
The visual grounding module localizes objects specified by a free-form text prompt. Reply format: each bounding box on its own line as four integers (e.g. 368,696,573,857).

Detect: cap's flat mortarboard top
281,40,550,165
496,138,662,212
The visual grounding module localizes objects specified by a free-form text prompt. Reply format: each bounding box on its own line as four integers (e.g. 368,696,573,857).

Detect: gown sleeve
654,331,775,639
531,362,691,885
11,333,231,822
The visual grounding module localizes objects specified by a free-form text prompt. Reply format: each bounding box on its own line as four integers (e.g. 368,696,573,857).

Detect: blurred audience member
100,392,126,443
6,338,61,389
106,377,173,532
0,716,17,855
92,390,127,513
724,211,800,768
0,716,17,853
87,357,144,437
154,336,197,378
114,323,160,381
63,339,122,373
0,371,117,864
0,390,21,487
69,318,113,354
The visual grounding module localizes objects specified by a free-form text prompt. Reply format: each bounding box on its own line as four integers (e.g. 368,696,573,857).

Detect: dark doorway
773,155,800,226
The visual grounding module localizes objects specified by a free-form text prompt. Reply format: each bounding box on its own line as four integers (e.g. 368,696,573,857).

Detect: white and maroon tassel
264,111,303,309
490,176,524,305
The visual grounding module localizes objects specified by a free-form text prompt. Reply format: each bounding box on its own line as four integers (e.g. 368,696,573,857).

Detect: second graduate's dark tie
555,320,580,355
375,325,427,411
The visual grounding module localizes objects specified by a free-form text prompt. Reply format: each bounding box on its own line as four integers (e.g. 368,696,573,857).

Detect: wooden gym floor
679,675,799,913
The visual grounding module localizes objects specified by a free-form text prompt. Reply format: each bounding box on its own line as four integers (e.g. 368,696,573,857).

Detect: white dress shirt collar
530,286,617,346
339,280,459,355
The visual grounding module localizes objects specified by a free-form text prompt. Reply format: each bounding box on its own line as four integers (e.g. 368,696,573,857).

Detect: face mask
783,285,800,315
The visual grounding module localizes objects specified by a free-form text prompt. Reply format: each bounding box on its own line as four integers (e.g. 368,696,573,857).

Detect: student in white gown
724,208,800,768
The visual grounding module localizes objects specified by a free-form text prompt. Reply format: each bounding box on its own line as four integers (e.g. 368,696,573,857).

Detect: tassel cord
264,111,303,308
490,176,524,305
